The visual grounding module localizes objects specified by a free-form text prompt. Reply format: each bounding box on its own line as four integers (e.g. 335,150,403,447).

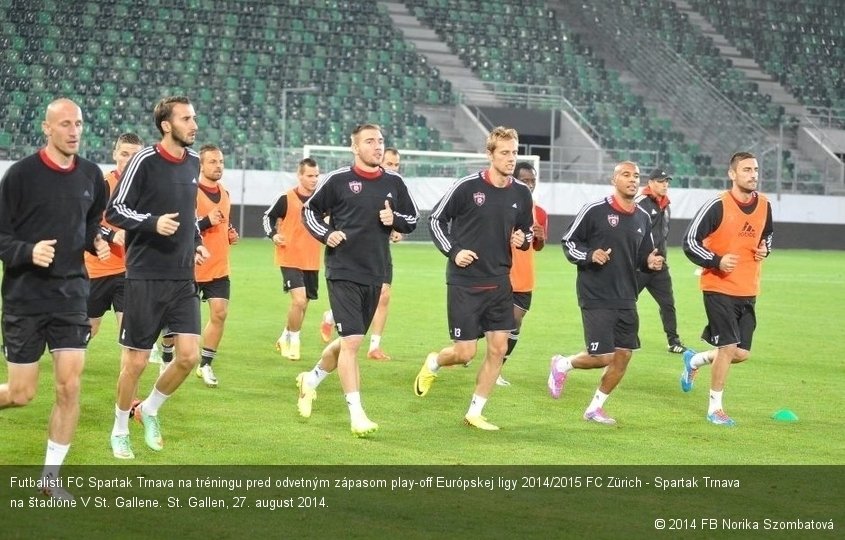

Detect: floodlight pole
280,86,318,171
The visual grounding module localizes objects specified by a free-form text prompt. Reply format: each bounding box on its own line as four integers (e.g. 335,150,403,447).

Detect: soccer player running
299,124,418,436
548,161,664,425
0,98,110,498
681,152,773,427
498,161,548,387
161,144,238,387
320,148,403,359
635,168,688,354
85,133,144,339
263,157,322,361
106,96,209,459
415,126,535,431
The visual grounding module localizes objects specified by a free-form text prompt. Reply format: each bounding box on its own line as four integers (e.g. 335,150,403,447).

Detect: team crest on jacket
348,180,362,194
607,214,619,227
473,192,486,206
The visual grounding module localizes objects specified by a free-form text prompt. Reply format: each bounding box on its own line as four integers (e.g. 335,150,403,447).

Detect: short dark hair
513,161,535,178
114,132,143,149
153,96,191,135
385,147,400,156
298,157,318,172
729,152,756,171
199,144,222,159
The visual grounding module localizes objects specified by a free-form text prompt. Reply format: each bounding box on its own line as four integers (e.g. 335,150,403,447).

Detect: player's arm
760,202,774,256
683,197,723,268
532,205,548,251
561,206,596,266
85,169,109,255
387,180,419,234
428,184,465,259
302,179,337,244
105,156,157,232
262,193,288,239
512,190,534,251
0,169,36,268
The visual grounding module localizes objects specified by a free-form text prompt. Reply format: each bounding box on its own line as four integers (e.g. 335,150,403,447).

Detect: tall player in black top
300,124,418,437
415,126,534,431
548,161,664,426
105,96,209,460
0,99,109,499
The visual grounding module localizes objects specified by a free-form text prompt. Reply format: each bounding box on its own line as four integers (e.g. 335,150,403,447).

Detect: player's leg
583,309,638,425
197,278,230,387
296,337,340,418
0,312,45,408
498,293,530,386
648,270,684,352
464,330,508,430
548,308,615,399
367,283,391,360
284,287,308,360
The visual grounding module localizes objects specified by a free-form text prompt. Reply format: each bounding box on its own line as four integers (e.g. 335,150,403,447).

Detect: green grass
1,240,844,465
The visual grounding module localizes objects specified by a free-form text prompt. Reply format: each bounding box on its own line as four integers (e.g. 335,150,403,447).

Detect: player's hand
510,229,526,247
592,247,612,265
326,230,347,248
94,234,111,261
112,229,125,247
195,245,210,265
156,213,180,236
454,249,478,268
647,248,664,270
532,223,545,241
32,239,57,268
272,233,285,246
720,253,739,272
753,241,768,261
228,225,239,245
208,207,224,226
389,230,403,243
379,200,393,227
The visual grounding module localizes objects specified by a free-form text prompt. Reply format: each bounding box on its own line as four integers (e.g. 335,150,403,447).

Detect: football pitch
1,240,843,466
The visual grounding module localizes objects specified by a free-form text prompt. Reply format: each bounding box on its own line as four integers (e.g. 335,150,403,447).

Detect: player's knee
290,296,308,311
9,386,36,407
54,378,81,404
733,349,751,363
173,351,200,369
211,306,228,324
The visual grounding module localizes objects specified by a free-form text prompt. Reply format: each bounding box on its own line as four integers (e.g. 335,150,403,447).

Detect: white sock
280,328,290,341
691,350,715,369
426,354,440,372
289,331,300,344
554,355,573,373
112,405,131,436
466,394,487,417
586,390,609,413
369,335,381,352
345,391,364,416
323,311,334,324
306,364,330,388
141,387,170,416
43,440,69,474
708,389,724,415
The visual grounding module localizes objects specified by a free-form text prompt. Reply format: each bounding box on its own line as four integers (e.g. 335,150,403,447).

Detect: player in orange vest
159,144,238,388
497,161,548,386
682,152,773,426
85,133,144,338
262,158,322,361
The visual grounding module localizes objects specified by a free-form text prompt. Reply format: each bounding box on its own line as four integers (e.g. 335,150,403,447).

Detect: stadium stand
404,0,718,184
689,0,845,115
0,0,453,168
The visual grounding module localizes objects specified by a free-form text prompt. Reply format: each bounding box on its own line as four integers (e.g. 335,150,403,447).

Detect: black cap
648,168,672,181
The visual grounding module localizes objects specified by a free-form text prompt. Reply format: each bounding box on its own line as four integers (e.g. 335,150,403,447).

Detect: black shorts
198,276,231,301
120,279,201,350
513,291,533,312
87,273,126,318
447,279,514,341
2,311,90,364
581,308,640,355
701,292,757,350
326,279,380,337
281,267,319,300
